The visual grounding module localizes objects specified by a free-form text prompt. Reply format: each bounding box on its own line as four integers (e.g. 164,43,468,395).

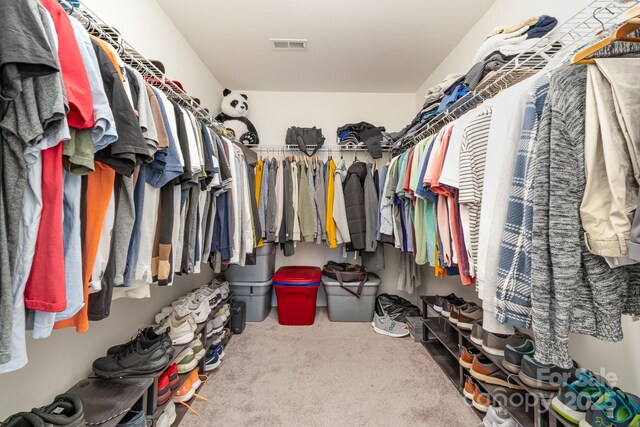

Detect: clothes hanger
571,8,640,64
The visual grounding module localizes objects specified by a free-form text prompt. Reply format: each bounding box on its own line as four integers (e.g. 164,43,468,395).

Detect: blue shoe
552,370,609,424
213,343,225,360
580,390,640,427
204,348,220,372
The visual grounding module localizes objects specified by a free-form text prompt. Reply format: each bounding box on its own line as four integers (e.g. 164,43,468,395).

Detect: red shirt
39,0,94,129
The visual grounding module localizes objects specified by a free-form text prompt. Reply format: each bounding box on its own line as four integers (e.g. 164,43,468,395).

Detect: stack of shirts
337,122,386,159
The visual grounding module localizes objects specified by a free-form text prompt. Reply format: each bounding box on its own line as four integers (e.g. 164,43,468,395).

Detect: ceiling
157,0,495,93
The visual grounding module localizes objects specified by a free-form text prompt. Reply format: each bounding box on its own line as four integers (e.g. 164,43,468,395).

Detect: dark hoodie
344,161,368,250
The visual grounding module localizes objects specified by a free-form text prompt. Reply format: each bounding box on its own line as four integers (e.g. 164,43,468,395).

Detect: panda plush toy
215,88,259,145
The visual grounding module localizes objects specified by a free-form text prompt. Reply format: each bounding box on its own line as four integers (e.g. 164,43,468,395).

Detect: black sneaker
31,393,85,427
3,412,45,426
107,327,173,358
93,338,171,379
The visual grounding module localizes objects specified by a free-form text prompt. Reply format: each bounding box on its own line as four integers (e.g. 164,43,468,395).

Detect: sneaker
433,293,456,313
31,394,85,427
93,339,170,378
482,332,528,357
371,313,409,338
459,345,481,370
156,400,176,427
159,312,196,345
208,317,225,336
175,347,198,374
470,355,523,390
471,321,485,345
464,376,476,400
166,363,180,389
212,343,225,361
502,339,535,374
174,377,195,402
107,327,173,357
204,347,221,371
155,307,174,324
187,369,202,391
157,370,172,406
552,370,609,424
450,302,477,325
442,297,466,318
215,304,230,322
2,412,45,426
473,384,492,413
188,335,206,361
457,305,483,331
483,406,517,427
518,355,576,391
116,410,146,427
580,390,640,427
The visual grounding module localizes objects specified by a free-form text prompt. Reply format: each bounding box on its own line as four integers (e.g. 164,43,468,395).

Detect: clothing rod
245,145,391,153
396,0,638,153
55,0,237,140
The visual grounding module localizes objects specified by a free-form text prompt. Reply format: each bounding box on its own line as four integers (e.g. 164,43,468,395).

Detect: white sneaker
189,294,211,324
209,317,224,335
157,400,176,427
161,312,196,345
155,306,173,324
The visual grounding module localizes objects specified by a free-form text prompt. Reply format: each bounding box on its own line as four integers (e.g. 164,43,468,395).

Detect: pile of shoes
2,394,84,426
434,293,484,331
93,326,174,378
552,370,640,426
371,293,421,338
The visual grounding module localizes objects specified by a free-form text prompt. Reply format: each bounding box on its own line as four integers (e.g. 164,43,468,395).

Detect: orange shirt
55,162,115,332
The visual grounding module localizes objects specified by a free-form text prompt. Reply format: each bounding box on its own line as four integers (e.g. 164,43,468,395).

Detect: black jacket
344,162,367,250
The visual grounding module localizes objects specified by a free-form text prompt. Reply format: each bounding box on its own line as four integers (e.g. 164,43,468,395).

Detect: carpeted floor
180,309,479,426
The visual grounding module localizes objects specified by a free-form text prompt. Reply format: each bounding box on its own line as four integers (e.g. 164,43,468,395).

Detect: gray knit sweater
531,63,640,369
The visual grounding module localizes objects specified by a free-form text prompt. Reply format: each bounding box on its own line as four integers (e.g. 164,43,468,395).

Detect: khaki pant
581,58,640,258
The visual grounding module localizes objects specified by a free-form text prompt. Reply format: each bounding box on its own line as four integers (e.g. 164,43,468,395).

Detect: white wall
242,91,415,302
0,0,223,418
83,0,225,112
411,0,640,394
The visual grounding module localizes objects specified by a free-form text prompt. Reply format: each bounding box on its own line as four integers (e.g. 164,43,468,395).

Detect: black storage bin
230,300,246,334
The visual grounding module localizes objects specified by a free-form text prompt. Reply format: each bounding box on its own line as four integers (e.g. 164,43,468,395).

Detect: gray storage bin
322,273,381,322
229,280,272,322
225,243,276,282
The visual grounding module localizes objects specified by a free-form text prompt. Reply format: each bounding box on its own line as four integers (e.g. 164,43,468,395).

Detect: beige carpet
180,309,479,426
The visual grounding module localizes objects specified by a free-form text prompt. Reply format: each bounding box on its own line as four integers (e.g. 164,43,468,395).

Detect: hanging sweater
531,63,640,369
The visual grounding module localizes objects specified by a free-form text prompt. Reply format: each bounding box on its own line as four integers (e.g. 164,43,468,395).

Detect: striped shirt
458,108,493,275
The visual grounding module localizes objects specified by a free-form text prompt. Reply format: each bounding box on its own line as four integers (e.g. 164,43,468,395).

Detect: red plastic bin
273,266,321,325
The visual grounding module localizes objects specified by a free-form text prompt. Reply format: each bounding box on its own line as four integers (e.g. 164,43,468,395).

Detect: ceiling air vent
270,39,308,51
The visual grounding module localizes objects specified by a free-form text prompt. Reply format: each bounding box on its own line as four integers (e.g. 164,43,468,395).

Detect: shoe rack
61,293,234,427
65,377,153,427
420,296,570,427
147,295,233,427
